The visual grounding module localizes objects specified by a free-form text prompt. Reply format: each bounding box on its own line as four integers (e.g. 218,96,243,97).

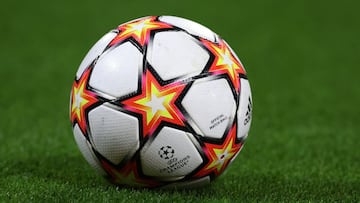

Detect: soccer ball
70,16,252,188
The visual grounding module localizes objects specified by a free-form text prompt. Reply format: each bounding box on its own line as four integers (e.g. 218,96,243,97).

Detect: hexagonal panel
237,78,252,139
182,78,236,139
73,124,106,175
89,41,141,98
88,104,139,165
147,31,210,81
76,32,117,79
159,16,217,42
140,127,202,180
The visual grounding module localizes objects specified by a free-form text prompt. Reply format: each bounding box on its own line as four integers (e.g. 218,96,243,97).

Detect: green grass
0,0,359,202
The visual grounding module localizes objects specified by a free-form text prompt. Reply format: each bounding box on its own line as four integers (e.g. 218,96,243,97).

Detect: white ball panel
140,127,202,179
237,79,252,139
147,31,209,81
159,16,217,42
76,32,117,79
182,78,236,139
88,104,139,165
73,124,106,175
89,42,141,97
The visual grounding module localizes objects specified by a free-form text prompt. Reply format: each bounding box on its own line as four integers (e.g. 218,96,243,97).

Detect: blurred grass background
0,0,359,202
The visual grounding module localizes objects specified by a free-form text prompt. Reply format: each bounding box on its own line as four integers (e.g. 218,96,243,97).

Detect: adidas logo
243,97,252,125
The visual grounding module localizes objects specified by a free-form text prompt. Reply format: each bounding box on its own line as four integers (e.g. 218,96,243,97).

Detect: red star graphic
195,124,243,177
109,16,172,47
70,68,98,135
101,160,160,188
202,39,246,92
122,70,186,137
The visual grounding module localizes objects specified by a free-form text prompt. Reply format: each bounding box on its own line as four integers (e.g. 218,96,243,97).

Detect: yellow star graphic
101,160,158,188
70,68,98,134
109,16,172,47
122,71,185,137
213,46,241,81
135,83,176,125
206,138,237,173
201,39,246,92
71,82,89,121
195,125,242,177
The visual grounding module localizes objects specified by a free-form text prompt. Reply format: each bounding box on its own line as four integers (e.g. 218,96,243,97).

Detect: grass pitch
0,0,359,202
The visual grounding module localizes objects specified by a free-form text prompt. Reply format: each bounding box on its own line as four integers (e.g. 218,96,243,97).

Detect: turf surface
0,0,359,202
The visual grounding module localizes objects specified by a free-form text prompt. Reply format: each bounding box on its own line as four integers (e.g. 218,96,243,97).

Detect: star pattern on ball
159,146,175,160
122,70,186,137
109,16,172,47
195,125,243,177
101,160,158,188
202,39,246,92
70,68,98,135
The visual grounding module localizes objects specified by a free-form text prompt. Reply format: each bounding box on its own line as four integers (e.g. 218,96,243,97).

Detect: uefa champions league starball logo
158,146,175,160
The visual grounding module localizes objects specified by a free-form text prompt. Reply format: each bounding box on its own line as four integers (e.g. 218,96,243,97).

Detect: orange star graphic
109,16,172,47
122,70,186,137
101,160,159,188
202,39,246,92
195,125,243,177
70,68,98,135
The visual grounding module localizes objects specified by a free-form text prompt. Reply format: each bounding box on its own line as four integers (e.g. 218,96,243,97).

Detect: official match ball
70,16,252,188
